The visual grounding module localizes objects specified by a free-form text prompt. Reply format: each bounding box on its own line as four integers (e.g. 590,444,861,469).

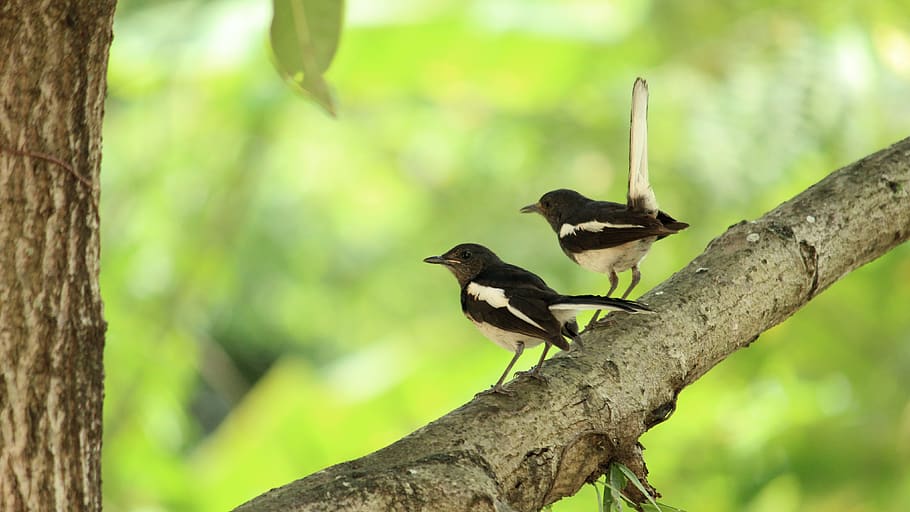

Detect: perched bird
424,243,651,393
521,78,688,317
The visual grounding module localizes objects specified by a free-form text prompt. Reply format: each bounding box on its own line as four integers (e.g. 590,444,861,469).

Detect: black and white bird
521,78,688,315
424,243,651,393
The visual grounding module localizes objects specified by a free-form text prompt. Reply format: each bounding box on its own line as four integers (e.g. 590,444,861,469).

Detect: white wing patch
559,220,645,238
466,282,544,330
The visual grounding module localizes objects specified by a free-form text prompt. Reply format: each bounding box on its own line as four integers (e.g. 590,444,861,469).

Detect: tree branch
234,137,910,512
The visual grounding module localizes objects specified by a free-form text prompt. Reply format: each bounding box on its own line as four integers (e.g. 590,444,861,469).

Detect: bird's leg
587,271,620,327
524,342,552,384
622,265,641,299
487,342,524,394
587,310,601,327
585,267,628,329
607,270,619,297
586,310,601,327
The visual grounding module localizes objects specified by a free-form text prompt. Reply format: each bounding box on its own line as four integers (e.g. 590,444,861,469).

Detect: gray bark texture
0,1,115,510
236,137,910,512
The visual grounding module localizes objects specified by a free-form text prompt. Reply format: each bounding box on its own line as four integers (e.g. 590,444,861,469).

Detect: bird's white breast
573,238,656,274
467,317,544,353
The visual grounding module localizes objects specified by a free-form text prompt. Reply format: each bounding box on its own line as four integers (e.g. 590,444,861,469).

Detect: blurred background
101,0,910,510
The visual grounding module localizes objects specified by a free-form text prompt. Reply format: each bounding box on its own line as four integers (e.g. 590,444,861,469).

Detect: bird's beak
423,255,451,265
520,202,541,214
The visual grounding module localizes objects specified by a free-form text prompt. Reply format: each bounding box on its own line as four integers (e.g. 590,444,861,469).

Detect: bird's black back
557,199,682,252
460,262,569,349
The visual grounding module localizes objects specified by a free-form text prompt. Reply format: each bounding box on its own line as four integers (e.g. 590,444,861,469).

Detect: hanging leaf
592,481,606,512
608,464,628,511
269,0,344,116
642,503,688,512
615,463,662,511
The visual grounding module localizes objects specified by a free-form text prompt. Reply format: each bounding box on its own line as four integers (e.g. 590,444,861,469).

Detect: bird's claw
570,337,585,351
477,384,514,397
595,314,616,325
515,368,549,384
584,316,607,330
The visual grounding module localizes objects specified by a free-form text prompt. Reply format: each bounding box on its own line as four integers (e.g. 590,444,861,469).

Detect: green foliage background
102,1,910,510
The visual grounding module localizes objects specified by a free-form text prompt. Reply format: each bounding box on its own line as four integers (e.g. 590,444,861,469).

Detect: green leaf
602,482,626,512
615,463,661,511
269,0,344,116
593,482,605,512
642,503,688,512
610,463,629,510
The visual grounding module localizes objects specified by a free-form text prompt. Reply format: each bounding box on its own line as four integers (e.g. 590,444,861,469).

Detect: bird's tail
656,211,690,236
627,77,659,217
549,295,652,314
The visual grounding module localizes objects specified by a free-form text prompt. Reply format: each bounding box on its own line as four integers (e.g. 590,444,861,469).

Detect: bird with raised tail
424,243,652,393
521,78,688,320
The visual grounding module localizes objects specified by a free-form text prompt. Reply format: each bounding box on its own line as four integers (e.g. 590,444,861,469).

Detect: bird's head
423,243,501,286
520,188,589,231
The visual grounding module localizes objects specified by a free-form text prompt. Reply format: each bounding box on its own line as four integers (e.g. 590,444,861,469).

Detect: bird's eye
460,249,472,260
541,200,551,209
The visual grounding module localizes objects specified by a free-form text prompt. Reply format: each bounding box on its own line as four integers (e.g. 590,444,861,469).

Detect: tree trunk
235,137,910,511
0,1,116,510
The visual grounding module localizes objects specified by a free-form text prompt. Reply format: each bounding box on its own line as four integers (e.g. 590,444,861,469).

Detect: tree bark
0,1,116,510
235,137,910,512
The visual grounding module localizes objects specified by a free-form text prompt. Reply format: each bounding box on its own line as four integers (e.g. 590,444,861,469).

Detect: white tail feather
549,302,634,313
628,77,658,217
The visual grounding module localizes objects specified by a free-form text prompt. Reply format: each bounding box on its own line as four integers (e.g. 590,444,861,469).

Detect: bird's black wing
461,264,568,349
558,202,670,252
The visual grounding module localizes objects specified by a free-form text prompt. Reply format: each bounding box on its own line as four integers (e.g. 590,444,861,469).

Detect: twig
1,145,98,213
0,145,94,189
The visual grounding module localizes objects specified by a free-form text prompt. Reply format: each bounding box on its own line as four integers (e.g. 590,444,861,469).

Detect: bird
424,243,652,393
521,78,688,320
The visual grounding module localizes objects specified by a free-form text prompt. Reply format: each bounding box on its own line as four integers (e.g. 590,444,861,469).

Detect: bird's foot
516,368,549,384
585,310,603,329
477,384,514,397
585,315,613,330
570,337,585,351
594,313,618,325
